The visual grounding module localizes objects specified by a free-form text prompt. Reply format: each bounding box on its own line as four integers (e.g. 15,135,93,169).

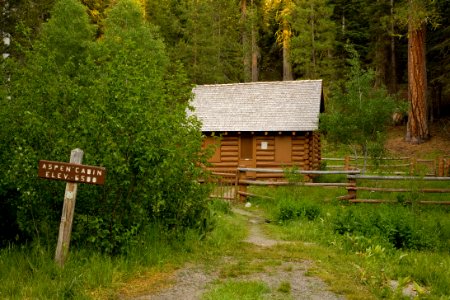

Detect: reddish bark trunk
406,22,429,144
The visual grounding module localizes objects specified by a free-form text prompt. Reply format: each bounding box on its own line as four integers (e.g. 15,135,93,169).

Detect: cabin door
239,135,256,178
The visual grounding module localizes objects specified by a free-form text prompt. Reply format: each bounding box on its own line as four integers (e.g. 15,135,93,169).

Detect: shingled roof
189,80,324,132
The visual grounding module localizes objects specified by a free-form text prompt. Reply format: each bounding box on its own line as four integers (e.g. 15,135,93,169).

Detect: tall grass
249,184,450,297
0,199,245,299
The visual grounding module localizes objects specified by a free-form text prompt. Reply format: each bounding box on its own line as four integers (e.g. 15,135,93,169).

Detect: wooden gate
209,171,238,201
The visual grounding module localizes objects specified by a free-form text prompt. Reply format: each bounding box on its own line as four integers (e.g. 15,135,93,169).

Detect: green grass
0,199,246,299
202,280,270,300
249,185,450,298
2,190,450,299
277,281,291,293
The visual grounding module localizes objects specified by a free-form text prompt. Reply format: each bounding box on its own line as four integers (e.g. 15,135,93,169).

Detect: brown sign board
38,160,106,185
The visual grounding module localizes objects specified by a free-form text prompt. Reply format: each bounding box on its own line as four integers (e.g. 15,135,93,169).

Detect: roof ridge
194,80,322,88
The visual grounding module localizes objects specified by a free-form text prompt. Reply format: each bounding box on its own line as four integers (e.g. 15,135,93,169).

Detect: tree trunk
310,2,316,77
251,33,259,81
406,21,429,143
374,35,388,88
250,0,259,81
282,22,293,80
389,0,398,94
241,0,251,82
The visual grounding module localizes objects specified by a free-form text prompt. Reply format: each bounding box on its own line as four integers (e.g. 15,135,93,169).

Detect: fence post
445,159,450,177
347,175,357,200
234,169,240,201
344,156,350,170
237,167,248,202
438,157,445,177
410,157,416,175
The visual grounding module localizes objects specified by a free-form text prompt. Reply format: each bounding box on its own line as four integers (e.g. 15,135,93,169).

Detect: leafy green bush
0,0,211,253
331,205,449,251
275,197,321,222
320,46,395,162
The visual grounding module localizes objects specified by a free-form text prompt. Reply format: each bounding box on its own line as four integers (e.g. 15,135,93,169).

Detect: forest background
2,0,449,115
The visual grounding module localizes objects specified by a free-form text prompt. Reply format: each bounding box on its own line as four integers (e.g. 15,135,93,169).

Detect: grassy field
0,200,247,299
2,183,450,299
248,184,450,298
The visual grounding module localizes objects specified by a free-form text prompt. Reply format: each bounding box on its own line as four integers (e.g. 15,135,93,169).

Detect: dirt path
125,208,344,300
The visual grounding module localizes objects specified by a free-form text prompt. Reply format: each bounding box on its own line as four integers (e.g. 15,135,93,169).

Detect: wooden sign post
38,148,106,267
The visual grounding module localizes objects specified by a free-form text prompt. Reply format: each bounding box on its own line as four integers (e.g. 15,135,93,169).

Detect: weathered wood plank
348,175,450,181
347,186,450,193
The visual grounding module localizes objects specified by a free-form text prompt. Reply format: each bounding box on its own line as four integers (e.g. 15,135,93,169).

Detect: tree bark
251,1,259,82
406,21,429,143
282,22,293,80
241,0,252,82
310,2,317,77
389,0,398,94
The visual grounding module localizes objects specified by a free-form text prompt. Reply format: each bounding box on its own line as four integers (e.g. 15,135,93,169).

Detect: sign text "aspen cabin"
38,160,106,185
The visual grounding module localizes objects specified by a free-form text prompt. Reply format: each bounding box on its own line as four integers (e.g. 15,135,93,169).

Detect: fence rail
344,174,450,205
206,164,450,205
323,156,450,177
235,168,359,201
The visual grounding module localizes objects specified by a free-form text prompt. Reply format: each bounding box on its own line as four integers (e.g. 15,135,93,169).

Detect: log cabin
189,80,324,179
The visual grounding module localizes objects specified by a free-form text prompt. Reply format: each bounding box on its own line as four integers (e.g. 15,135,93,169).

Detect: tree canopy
3,0,449,110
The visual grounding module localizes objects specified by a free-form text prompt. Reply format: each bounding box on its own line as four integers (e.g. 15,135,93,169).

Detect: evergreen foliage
4,0,450,114
147,0,243,84
320,47,395,162
290,0,336,80
1,0,449,251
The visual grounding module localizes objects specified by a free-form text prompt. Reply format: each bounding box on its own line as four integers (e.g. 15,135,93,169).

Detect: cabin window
240,136,253,159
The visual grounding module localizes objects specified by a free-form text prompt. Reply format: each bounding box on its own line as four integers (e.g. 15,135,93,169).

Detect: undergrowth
248,185,450,298
0,199,243,299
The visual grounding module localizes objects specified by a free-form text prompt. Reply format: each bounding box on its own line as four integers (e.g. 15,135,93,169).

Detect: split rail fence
323,156,450,177
207,162,450,205
207,168,360,202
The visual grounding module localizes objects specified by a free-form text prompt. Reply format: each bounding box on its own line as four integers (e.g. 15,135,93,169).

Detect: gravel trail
124,207,344,300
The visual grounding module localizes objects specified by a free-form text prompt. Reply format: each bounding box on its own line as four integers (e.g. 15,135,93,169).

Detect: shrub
0,0,211,253
276,197,321,222
331,205,450,251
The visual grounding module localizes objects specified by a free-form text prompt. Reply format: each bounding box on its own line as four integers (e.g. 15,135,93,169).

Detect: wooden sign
38,160,106,185
38,149,106,267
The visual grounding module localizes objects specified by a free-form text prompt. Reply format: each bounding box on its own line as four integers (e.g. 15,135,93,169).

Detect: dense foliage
274,195,450,252
0,0,211,252
253,186,450,297
320,48,396,162
3,1,449,111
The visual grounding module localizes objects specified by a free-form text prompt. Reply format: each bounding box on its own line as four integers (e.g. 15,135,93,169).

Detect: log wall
205,132,321,179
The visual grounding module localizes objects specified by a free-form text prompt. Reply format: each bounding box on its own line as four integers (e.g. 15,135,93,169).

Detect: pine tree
263,0,295,80
320,47,395,169
241,0,261,81
291,0,336,80
427,0,449,119
400,0,437,143
163,0,242,84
